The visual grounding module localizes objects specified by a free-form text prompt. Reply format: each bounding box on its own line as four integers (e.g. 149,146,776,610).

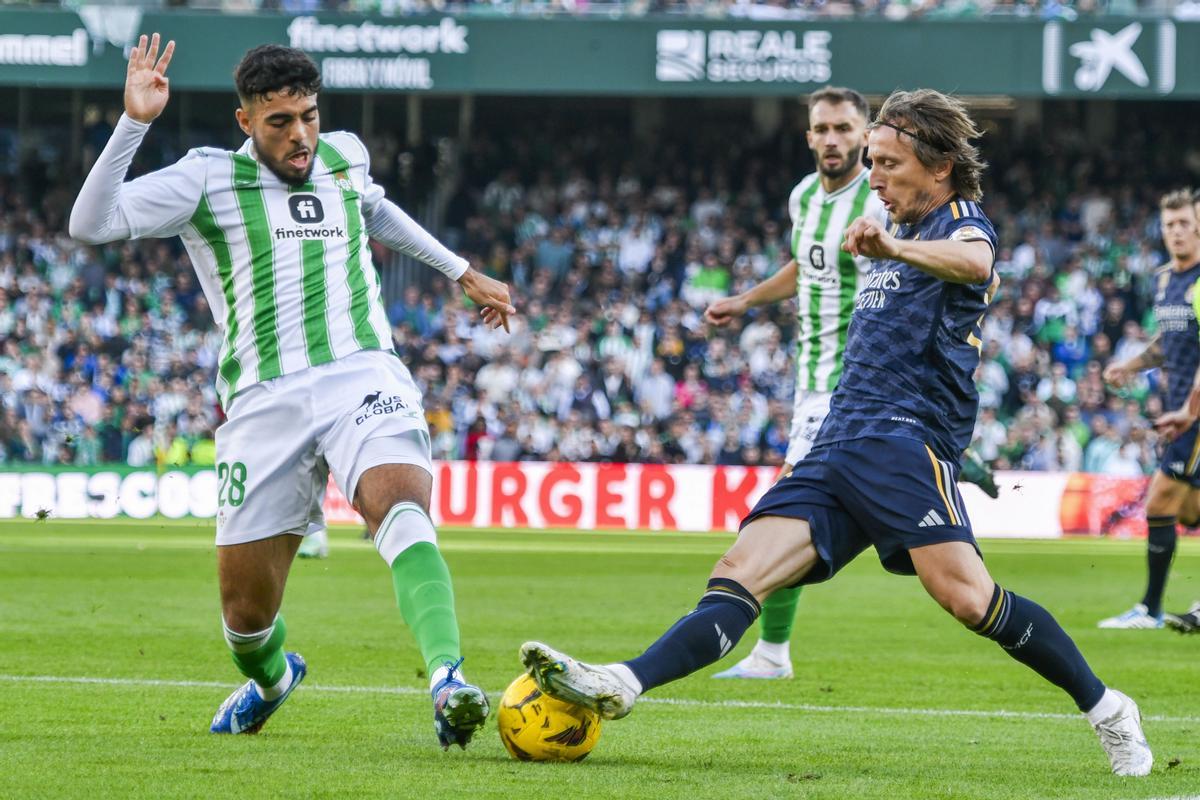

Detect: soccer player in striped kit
70,36,513,747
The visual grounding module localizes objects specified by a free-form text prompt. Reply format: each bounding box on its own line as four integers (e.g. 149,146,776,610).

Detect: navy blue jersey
1153,262,1200,411
815,199,998,462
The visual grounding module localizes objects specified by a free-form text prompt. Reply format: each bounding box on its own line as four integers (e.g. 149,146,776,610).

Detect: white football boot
1090,689,1153,777
712,648,794,679
1097,604,1163,629
297,528,329,559
520,641,638,720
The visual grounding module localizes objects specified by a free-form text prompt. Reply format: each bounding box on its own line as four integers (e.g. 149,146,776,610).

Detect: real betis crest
334,171,354,192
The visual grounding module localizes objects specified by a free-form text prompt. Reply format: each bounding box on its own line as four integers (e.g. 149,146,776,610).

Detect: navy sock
624,578,761,692
973,584,1105,711
1141,516,1176,617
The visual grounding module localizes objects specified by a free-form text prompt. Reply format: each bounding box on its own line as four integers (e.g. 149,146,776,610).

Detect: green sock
760,586,802,644
224,615,288,687
390,541,461,677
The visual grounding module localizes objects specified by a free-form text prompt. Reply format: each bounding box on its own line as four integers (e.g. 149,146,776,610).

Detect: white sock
606,663,643,696
1085,688,1122,725
752,639,789,666
255,660,294,701
429,664,470,691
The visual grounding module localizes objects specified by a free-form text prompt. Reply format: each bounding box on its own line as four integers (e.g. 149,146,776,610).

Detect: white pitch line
2,674,1198,725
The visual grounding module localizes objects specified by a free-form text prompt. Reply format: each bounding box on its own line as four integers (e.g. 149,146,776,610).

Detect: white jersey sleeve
327,130,468,281
69,114,205,244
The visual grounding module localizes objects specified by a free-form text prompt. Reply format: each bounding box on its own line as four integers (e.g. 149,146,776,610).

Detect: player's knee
712,553,744,580
363,493,428,534
222,602,275,635
354,465,432,532
710,554,762,596
930,583,992,626
372,500,439,565
1145,497,1174,518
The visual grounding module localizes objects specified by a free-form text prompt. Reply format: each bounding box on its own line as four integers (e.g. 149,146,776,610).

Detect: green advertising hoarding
0,9,1191,97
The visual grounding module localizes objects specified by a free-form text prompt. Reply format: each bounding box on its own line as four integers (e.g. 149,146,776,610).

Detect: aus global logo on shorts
354,390,412,425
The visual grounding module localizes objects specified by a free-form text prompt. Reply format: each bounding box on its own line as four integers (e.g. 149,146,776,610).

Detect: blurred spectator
0,100,1189,480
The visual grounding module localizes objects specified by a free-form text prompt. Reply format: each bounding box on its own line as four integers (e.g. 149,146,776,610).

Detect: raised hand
125,33,175,124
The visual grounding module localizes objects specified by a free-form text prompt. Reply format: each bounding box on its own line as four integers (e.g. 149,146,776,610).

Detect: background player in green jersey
705,87,997,680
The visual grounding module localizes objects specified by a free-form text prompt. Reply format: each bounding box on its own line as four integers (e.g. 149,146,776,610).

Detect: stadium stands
0,109,1185,476
0,0,1171,20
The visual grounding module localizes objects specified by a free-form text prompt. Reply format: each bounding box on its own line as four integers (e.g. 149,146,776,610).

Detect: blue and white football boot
210,652,307,734
431,657,490,750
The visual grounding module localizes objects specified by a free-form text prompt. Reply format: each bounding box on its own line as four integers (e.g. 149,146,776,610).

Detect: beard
262,155,315,188
817,144,863,179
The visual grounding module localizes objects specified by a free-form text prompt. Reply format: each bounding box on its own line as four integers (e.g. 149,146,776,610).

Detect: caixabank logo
1043,20,1175,96
656,28,832,85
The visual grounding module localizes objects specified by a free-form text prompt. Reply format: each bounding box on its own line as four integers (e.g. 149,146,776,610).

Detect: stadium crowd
0,111,1191,477
3,0,1171,20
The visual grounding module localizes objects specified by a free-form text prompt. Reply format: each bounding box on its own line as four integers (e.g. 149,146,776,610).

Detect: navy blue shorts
743,435,981,583
1160,422,1200,488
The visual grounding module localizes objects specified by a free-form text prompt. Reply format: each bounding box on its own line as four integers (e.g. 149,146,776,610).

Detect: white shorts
214,350,432,546
785,389,833,467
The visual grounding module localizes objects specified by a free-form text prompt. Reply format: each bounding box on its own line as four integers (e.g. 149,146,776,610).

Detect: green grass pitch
2,519,1199,799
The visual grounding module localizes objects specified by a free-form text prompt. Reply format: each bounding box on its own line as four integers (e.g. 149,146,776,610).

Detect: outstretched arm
69,33,199,244
363,197,515,332
362,197,469,280
1154,360,1200,441
842,217,992,285
1103,334,1163,388
705,260,797,327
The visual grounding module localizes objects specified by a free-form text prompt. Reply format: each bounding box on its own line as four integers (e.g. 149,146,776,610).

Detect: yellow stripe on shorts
924,445,959,526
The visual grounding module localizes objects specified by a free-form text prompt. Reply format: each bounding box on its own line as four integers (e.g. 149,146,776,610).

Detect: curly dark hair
234,45,321,104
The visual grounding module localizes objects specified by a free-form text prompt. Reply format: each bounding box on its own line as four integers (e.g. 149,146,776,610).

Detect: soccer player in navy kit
1099,189,1200,630
520,90,1152,777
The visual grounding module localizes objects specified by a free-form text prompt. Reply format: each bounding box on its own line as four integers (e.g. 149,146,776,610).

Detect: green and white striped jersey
180,133,392,404
787,168,886,393
71,118,466,406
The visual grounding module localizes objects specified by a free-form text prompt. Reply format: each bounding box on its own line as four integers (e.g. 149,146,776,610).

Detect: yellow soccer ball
497,673,602,762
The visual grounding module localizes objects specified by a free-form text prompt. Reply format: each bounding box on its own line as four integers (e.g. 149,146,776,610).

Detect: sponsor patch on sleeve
950,225,989,243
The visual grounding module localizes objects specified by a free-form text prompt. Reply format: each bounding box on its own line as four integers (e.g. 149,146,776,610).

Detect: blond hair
1160,188,1195,210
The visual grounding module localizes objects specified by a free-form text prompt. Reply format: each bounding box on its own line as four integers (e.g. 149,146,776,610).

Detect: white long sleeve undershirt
68,114,469,282
69,114,154,244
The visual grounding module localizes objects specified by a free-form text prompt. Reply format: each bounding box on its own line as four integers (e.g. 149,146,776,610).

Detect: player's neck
819,164,863,195
908,189,956,225
1171,254,1199,272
